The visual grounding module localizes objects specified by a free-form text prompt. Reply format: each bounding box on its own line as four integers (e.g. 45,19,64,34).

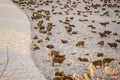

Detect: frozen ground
13,0,120,80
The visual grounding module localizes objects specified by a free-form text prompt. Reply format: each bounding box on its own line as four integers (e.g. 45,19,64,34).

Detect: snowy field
0,0,46,80
13,0,120,80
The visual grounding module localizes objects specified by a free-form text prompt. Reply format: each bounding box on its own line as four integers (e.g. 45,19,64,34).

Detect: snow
0,0,46,80
11,0,120,80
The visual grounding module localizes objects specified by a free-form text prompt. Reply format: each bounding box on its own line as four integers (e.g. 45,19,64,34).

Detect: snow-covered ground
0,0,46,80
13,0,120,80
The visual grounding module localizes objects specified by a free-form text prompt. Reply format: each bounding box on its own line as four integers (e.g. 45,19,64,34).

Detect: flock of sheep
13,0,120,80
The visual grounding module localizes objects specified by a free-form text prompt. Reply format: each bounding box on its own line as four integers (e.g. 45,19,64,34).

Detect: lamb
108,43,117,48
76,41,85,47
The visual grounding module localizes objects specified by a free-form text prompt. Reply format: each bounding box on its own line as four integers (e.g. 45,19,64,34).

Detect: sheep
47,31,52,35
37,39,43,43
37,20,43,27
104,30,112,35
108,43,117,48
33,44,39,49
77,57,88,62
72,31,78,34
91,30,96,33
88,25,96,29
31,12,42,20
52,56,65,66
45,36,50,40
79,19,88,22
113,32,118,36
39,30,47,34
99,22,109,26
97,41,104,47
49,50,60,57
38,26,45,30
45,15,50,20
76,41,85,47
54,71,72,80
47,22,53,31
96,53,104,57
103,58,114,64
44,10,50,15
115,39,120,43
33,35,38,39
65,26,72,33
99,32,107,37
46,44,54,49
83,15,88,17
61,39,68,44
92,58,114,67
58,12,62,15
55,71,64,76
